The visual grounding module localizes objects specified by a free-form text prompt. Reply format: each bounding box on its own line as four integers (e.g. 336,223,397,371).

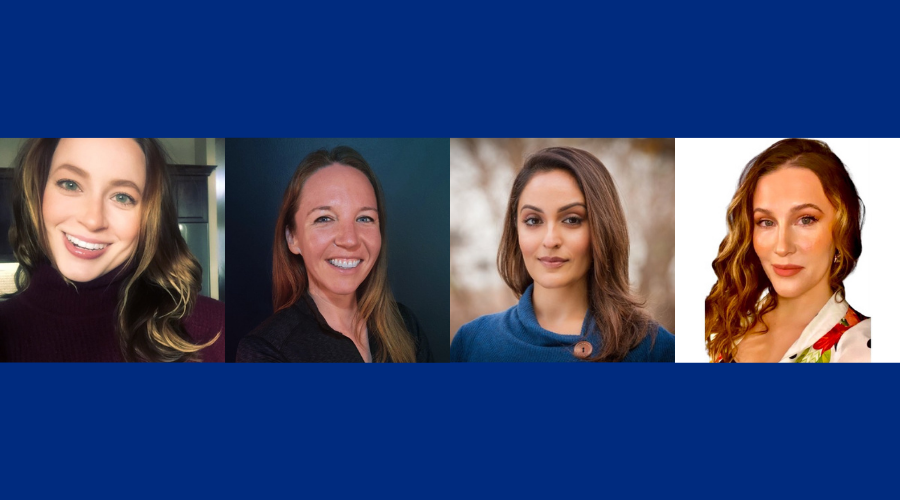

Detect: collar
294,292,385,360
18,260,132,319
513,284,597,349
781,291,850,361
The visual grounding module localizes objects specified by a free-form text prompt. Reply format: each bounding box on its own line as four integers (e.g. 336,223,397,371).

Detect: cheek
574,229,591,262
362,229,382,260
297,228,330,258
752,229,771,256
516,225,538,257
41,189,66,227
799,228,834,258
112,210,142,245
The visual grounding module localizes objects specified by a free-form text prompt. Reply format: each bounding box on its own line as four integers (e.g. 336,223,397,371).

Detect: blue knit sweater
451,285,675,362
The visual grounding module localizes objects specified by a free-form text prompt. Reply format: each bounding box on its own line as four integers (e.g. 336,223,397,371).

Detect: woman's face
286,164,382,301
517,169,591,293
42,138,146,283
752,166,836,301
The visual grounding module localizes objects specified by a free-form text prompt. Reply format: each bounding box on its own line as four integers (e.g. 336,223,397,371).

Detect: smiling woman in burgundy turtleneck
0,138,224,362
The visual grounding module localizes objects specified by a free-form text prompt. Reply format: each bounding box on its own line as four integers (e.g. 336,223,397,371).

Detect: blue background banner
1,2,897,498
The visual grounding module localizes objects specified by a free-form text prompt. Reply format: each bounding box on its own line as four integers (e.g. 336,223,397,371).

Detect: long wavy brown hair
497,147,655,362
8,138,218,362
705,139,864,362
271,146,416,363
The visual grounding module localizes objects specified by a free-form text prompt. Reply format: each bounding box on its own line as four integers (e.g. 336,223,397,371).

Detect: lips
772,264,803,277
538,256,568,269
63,232,111,260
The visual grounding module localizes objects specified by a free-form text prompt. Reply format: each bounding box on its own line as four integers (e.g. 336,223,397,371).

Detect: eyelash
756,215,819,228
313,215,377,224
56,179,137,206
522,216,583,226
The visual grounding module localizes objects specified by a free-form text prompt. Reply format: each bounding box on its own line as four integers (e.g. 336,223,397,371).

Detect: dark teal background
226,138,450,362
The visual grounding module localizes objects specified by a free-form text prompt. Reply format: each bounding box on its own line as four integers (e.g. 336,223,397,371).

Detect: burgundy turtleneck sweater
0,262,225,362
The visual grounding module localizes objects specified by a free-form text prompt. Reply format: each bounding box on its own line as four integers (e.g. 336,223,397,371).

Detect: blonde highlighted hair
271,146,416,363
8,138,218,362
705,139,864,362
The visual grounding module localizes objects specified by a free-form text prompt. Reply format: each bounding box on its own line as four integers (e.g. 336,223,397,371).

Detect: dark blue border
2,3,897,497
0,364,892,497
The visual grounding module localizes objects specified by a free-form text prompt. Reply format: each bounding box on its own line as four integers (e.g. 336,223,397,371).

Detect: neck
770,281,834,328
531,278,589,329
308,284,359,334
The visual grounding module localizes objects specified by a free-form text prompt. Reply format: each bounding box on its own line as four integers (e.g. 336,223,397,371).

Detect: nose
542,222,561,249
78,195,108,233
774,224,795,257
334,219,359,249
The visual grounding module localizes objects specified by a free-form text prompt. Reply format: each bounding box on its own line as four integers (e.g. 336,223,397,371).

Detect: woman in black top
237,147,431,362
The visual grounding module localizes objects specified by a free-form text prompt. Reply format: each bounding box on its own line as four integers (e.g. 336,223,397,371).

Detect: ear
285,227,301,255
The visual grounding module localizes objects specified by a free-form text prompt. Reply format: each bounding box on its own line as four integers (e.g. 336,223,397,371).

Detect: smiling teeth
328,259,361,269
66,234,107,251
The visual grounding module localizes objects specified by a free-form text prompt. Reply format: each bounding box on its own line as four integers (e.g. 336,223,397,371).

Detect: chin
56,264,105,283
320,279,366,297
532,276,574,290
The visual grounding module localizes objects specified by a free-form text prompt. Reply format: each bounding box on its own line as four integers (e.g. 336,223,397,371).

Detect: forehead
298,163,377,209
519,169,584,208
51,138,146,181
753,166,833,212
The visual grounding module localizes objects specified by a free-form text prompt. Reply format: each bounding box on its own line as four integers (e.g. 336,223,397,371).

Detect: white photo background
675,138,895,362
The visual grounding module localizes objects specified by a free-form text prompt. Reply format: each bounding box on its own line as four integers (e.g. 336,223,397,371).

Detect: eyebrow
307,205,379,216
520,202,586,214
753,203,824,217
53,163,143,195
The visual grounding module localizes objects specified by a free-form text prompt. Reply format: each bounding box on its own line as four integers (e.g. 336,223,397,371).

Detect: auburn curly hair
705,139,864,362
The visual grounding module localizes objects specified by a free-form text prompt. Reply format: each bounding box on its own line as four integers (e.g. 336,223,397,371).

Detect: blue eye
57,179,80,191
799,215,818,226
357,215,376,223
314,216,332,224
113,193,136,206
756,219,774,228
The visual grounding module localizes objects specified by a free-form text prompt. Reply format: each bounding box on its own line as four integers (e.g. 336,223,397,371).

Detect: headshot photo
676,138,892,362
0,138,226,362
450,139,675,362
226,138,449,363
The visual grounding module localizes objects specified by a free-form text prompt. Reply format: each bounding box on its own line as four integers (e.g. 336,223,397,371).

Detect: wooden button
574,341,592,359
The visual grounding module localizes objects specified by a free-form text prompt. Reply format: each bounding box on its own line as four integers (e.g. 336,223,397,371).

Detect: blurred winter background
450,138,675,343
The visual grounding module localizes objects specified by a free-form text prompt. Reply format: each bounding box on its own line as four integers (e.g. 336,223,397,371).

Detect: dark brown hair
705,139,864,362
271,146,416,363
497,146,655,362
8,138,218,362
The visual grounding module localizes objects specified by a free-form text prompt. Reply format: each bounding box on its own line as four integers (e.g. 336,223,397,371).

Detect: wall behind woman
225,138,450,362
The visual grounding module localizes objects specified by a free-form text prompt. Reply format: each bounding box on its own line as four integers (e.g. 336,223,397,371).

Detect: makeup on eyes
520,203,586,227
53,176,139,207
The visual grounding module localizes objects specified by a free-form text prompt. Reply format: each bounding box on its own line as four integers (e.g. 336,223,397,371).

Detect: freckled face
517,169,591,292
42,138,146,283
285,164,382,300
752,167,836,300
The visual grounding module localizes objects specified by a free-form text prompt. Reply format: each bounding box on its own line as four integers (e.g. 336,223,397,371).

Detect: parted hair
497,146,655,362
271,146,416,363
7,138,218,362
705,139,864,362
